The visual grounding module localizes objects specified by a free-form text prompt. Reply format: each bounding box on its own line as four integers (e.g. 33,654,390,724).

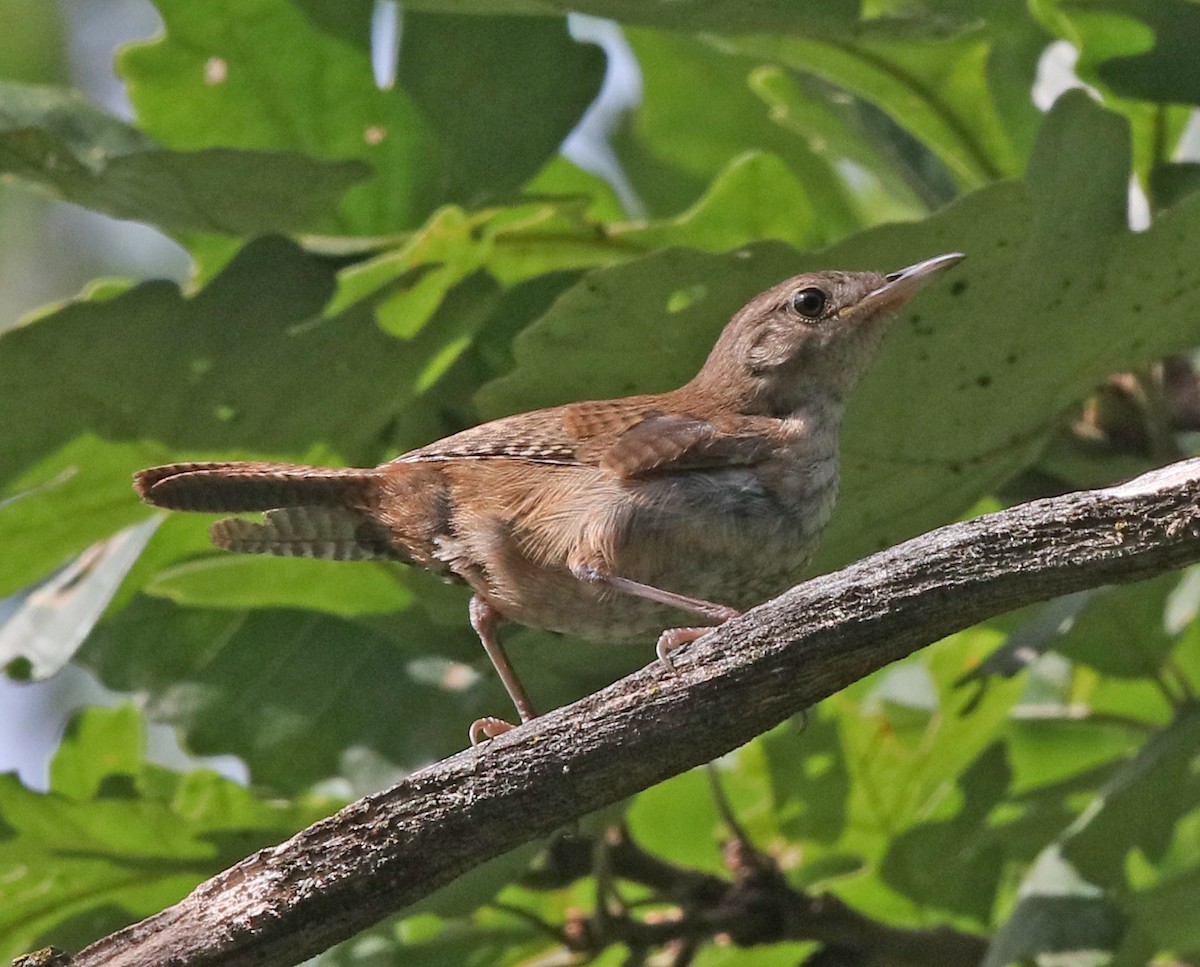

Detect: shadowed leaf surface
0,82,368,235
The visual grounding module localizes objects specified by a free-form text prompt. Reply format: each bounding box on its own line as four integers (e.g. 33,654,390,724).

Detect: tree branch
524,827,989,967
44,458,1200,967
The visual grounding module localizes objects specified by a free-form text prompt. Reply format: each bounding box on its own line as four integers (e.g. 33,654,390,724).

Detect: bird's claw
655,626,715,675
469,716,517,746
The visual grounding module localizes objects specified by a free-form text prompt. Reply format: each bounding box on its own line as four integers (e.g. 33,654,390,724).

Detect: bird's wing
397,398,770,479
397,399,653,468
397,408,591,467
592,412,773,479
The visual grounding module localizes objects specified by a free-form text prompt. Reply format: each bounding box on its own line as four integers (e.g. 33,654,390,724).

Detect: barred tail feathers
134,461,375,513
210,506,402,562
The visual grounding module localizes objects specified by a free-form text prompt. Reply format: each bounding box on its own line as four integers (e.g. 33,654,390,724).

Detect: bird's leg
571,565,740,672
468,594,538,746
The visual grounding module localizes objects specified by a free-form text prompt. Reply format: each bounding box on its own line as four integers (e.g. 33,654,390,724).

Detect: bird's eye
791,287,827,319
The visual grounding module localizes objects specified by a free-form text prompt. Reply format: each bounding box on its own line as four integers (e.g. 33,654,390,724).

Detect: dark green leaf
1087,0,1200,106
122,2,603,234
986,891,1124,967
880,744,1009,921
0,237,511,598
613,29,867,235
289,0,870,35
0,238,334,595
1124,863,1200,955
728,26,1025,191
1062,703,1200,884
760,710,849,844
1051,574,1180,679
120,0,442,233
1150,162,1200,212
985,846,1125,967
399,14,605,207
0,81,367,234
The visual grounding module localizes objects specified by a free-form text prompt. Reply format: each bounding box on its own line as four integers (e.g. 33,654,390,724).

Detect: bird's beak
841,252,966,318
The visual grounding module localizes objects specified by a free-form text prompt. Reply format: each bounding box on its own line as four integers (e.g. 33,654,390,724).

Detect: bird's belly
618,466,838,609
482,463,839,642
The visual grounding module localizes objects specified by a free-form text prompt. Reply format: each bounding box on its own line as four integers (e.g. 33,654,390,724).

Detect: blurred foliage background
3,0,1200,964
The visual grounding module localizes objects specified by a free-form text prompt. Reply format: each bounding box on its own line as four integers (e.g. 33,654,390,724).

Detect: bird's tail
134,461,375,512
134,461,401,562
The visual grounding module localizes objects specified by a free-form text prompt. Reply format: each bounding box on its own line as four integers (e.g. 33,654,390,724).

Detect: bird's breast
616,456,840,609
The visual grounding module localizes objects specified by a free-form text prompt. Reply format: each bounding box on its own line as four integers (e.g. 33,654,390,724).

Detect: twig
505,827,987,967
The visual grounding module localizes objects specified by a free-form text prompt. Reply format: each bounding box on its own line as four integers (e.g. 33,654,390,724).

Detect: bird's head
693,253,965,414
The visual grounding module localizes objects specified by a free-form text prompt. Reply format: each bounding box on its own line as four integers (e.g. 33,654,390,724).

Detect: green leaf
48,704,145,800
120,2,603,235
0,438,175,605
626,767,725,874
0,0,65,85
0,235,518,598
1032,2,1195,185
290,0,869,34
835,636,1024,842
613,29,864,236
760,709,849,844
327,206,503,338
397,13,605,206
78,597,484,793
0,81,368,234
319,914,553,967
1061,703,1200,885
1006,716,1144,796
1083,0,1200,107
984,847,1125,967
120,0,440,233
0,705,333,962
1150,162,1200,212
728,24,1028,191
1124,863,1200,955
145,555,412,617
0,236,339,480
1049,574,1181,679
618,152,822,253
747,65,927,221
0,237,339,595
880,743,1010,922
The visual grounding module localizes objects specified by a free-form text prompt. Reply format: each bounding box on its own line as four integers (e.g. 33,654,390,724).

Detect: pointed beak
844,252,966,318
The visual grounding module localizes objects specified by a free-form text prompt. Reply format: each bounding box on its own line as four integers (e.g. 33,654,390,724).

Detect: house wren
135,253,964,742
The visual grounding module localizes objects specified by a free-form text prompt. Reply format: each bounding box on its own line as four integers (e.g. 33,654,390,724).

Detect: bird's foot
469,716,518,746
656,621,737,673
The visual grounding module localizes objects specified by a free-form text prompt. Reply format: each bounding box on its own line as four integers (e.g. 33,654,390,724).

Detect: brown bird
134,253,963,742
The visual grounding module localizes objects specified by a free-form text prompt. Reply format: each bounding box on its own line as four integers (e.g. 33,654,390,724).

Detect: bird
134,252,964,743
